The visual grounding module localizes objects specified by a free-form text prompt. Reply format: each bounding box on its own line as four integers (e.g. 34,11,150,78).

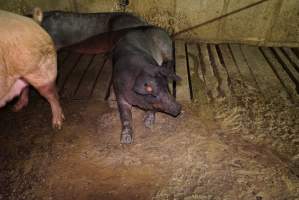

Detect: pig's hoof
120,128,133,144
52,113,65,130
144,112,155,129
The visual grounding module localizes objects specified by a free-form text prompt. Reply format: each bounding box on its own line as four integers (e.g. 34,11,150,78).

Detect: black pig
112,27,181,144
31,8,149,50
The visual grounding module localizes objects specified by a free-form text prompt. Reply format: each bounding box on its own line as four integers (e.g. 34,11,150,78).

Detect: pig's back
0,10,53,46
114,27,171,66
114,30,153,58
0,10,55,75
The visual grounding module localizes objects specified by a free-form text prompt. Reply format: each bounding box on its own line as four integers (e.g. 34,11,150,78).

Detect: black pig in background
31,7,149,50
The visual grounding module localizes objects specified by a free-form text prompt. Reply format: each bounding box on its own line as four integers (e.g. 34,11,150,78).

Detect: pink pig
0,10,64,129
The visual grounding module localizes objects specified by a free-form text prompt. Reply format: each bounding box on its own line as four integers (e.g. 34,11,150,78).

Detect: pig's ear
162,60,175,70
159,67,182,82
33,7,43,24
144,63,182,82
169,74,182,82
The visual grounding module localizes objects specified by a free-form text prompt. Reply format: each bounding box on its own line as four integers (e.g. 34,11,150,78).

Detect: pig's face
133,65,181,116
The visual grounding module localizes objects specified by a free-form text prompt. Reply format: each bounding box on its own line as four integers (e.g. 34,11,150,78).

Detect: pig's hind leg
24,58,64,129
35,82,64,129
12,86,29,112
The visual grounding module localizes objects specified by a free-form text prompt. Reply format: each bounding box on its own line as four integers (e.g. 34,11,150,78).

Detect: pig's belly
0,79,27,108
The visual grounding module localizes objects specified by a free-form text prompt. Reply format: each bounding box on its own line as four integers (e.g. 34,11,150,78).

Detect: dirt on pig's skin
0,97,299,200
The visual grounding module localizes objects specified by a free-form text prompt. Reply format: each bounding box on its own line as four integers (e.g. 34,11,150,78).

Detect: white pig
0,10,64,129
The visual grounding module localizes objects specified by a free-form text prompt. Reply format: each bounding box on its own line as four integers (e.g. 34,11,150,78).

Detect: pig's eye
144,83,153,93
144,83,157,97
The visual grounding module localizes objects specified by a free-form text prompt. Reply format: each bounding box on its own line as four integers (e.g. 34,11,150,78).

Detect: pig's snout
158,94,181,117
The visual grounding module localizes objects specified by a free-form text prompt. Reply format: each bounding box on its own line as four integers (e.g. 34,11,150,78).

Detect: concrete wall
129,0,299,47
0,0,298,47
0,0,120,13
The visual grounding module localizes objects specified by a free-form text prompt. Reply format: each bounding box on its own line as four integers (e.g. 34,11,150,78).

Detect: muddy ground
0,86,299,200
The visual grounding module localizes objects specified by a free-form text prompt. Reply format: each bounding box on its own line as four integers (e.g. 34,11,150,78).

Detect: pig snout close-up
0,10,64,129
112,27,182,144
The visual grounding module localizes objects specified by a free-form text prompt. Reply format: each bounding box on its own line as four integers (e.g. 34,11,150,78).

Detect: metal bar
172,0,271,38
227,44,243,81
215,45,234,95
59,54,83,96
207,44,224,97
259,47,294,103
172,40,177,98
197,43,213,102
281,48,299,74
239,45,263,95
89,55,109,98
73,54,96,96
270,48,299,94
185,43,194,100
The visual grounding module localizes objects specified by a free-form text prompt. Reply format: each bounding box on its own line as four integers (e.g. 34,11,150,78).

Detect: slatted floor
57,52,112,100
57,41,299,104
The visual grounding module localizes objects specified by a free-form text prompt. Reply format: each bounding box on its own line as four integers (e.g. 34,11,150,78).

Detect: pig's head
133,64,181,117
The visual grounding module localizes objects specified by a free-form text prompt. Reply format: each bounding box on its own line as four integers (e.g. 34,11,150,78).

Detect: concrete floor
0,42,299,199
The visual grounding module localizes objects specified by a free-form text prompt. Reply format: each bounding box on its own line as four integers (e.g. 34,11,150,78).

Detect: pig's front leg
117,98,134,144
144,111,155,129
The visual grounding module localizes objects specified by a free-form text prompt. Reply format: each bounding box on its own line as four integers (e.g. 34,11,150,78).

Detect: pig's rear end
0,10,64,128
